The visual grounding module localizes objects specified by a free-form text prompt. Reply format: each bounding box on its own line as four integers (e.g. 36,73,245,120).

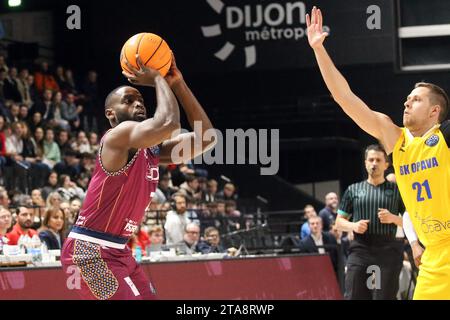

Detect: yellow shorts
414,239,450,300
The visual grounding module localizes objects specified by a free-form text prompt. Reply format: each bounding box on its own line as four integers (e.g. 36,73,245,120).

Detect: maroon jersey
69,131,160,247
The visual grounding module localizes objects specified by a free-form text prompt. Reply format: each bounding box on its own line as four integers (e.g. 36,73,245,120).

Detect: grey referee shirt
338,180,405,237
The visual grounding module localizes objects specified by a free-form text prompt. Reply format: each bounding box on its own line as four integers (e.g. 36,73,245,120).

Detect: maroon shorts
61,238,157,300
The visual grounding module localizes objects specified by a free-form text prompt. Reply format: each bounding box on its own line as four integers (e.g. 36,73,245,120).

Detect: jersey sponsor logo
420,217,450,234
146,165,159,182
425,134,439,147
75,215,86,226
384,189,394,197
398,157,439,176
123,219,138,236
414,211,450,234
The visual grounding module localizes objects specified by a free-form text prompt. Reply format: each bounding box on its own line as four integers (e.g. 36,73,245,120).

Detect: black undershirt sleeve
441,120,450,147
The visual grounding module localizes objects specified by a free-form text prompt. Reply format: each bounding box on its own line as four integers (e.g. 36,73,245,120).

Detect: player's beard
115,110,145,123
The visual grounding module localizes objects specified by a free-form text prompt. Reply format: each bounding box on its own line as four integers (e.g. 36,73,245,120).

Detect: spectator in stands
45,191,62,210
31,89,53,123
225,200,241,218
0,68,7,102
179,174,201,200
197,226,226,254
64,69,78,95
53,149,80,180
5,205,38,245
128,224,150,256
88,132,99,154
0,55,9,73
179,222,201,255
17,69,32,107
203,179,218,203
55,66,67,92
197,176,207,199
26,74,39,105
0,115,7,171
0,188,10,209
18,104,29,122
41,171,58,200
8,103,20,123
5,121,30,192
57,174,85,201
81,70,99,132
34,61,59,93
31,126,45,158
43,128,61,168
300,204,318,239
216,182,238,201
65,197,81,236
56,129,72,157
29,112,44,133
298,216,339,272
148,225,165,246
61,93,82,130
212,200,229,234
51,91,70,130
155,172,177,203
21,121,51,189
76,152,95,189
0,207,12,238
38,207,66,250
0,103,13,125
71,130,91,154
3,67,21,102
31,189,46,230
164,193,192,245
319,192,339,232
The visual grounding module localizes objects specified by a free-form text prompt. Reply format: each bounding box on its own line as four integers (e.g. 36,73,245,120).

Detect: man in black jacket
299,215,339,273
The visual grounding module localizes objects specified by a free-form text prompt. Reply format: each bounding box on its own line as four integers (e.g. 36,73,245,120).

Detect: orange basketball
120,33,172,77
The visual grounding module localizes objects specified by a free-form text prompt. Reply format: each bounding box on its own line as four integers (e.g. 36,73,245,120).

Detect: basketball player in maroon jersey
61,54,216,300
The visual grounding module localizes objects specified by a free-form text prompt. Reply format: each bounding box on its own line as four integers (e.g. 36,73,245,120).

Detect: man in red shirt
6,206,37,245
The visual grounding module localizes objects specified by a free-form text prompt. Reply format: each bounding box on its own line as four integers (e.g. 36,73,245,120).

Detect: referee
336,144,405,300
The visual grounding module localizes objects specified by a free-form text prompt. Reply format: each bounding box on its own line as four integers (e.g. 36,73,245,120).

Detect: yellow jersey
393,120,450,247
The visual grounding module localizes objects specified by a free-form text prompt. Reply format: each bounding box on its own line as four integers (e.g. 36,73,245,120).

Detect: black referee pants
344,237,404,300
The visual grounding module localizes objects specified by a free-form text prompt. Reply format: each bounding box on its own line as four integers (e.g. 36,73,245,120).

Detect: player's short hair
104,85,129,110
365,144,389,163
415,82,449,122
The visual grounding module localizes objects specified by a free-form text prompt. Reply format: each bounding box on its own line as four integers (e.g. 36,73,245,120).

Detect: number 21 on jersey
412,180,432,202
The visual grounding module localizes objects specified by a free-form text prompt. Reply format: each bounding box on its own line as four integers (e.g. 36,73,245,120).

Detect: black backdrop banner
59,0,395,74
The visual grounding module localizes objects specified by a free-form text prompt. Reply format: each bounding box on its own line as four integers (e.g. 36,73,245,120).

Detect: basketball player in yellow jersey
306,7,450,299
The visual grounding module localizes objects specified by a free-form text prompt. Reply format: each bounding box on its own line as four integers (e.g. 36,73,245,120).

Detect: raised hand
306,6,329,49
164,52,184,89
122,54,161,87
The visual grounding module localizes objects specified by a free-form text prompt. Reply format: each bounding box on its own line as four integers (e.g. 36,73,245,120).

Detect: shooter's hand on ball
122,54,161,87
164,52,183,89
306,6,329,50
